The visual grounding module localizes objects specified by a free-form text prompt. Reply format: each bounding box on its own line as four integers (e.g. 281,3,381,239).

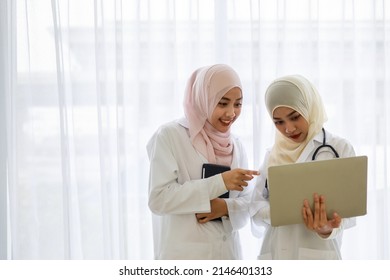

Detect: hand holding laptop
268,156,367,226
302,193,342,237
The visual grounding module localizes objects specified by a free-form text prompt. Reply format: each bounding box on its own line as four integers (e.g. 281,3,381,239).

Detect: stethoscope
312,128,339,160
263,128,339,199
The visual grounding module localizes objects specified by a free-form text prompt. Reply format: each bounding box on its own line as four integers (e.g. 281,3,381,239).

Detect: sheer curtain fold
51,0,74,260
0,0,14,261
4,0,390,260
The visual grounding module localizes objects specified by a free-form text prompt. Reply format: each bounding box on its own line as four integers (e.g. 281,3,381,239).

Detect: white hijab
265,75,327,167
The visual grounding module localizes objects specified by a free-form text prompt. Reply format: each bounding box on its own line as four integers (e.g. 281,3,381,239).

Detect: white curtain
1,0,389,260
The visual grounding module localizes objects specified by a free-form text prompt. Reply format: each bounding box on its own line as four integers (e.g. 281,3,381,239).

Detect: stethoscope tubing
311,128,340,160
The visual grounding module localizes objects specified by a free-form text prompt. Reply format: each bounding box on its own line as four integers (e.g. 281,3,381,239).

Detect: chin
293,139,304,143
219,127,230,133
217,125,230,133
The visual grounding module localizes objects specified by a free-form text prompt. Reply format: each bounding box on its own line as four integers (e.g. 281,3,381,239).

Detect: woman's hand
196,198,228,223
302,193,341,237
221,168,259,191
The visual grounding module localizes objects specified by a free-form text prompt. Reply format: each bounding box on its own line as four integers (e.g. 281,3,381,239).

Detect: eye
290,114,301,121
234,102,242,108
274,120,284,126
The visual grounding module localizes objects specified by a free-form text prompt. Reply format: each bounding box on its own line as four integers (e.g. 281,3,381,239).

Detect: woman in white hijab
250,75,356,260
147,64,258,260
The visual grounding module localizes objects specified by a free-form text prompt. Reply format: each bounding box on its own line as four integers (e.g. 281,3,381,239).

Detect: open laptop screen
268,156,368,226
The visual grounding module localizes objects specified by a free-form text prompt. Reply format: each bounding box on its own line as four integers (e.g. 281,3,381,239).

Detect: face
209,87,242,133
272,106,309,143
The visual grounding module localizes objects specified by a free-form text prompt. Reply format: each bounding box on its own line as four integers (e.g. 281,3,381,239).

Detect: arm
147,127,227,215
196,140,259,229
250,171,271,225
222,139,260,231
147,126,256,216
249,151,272,237
223,179,253,230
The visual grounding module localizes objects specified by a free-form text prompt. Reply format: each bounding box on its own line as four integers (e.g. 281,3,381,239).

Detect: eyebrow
220,97,243,102
273,110,298,120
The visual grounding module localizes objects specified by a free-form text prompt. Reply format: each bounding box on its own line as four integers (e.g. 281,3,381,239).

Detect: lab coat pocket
298,247,339,260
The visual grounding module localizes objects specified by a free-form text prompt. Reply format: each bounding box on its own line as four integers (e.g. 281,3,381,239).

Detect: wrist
316,224,332,236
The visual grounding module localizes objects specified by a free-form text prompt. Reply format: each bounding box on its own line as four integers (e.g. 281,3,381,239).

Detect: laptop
268,155,368,226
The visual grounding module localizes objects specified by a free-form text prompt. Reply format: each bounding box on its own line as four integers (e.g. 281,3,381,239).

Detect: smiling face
209,87,242,133
272,106,309,143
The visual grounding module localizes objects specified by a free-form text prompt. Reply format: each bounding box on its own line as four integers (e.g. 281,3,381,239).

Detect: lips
289,133,301,139
220,119,234,126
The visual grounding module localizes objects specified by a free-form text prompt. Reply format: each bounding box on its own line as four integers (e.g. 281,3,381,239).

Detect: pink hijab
181,64,242,166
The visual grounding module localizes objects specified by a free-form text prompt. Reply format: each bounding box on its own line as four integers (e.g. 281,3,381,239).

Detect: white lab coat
147,120,252,260
250,129,356,260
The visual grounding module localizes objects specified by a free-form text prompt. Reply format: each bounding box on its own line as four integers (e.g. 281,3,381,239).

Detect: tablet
268,156,368,226
202,163,230,222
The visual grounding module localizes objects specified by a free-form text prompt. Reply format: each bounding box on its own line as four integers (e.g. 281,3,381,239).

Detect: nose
225,106,236,118
285,122,296,133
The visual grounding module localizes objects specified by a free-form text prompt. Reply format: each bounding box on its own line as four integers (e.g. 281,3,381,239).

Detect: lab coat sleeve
223,140,253,231
250,151,271,237
147,126,228,216
318,217,356,240
223,185,252,231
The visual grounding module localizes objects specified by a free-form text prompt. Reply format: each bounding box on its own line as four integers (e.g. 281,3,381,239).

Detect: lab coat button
223,236,227,241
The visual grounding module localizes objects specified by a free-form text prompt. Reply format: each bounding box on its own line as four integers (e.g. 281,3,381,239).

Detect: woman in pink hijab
147,64,258,260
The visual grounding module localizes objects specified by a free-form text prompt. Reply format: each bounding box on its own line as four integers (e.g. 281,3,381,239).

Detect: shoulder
325,130,352,145
324,129,356,157
146,120,188,157
153,120,187,138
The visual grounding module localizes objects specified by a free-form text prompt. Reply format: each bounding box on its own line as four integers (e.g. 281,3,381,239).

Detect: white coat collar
296,129,325,163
